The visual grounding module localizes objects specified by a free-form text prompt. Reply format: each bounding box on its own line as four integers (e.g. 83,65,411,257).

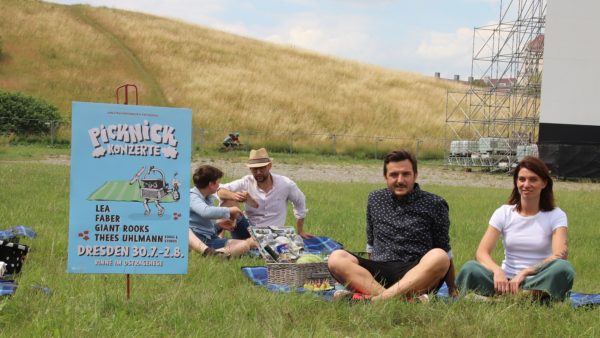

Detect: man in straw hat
217,148,313,239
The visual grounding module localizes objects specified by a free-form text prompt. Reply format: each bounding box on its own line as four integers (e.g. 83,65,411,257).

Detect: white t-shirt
489,205,567,278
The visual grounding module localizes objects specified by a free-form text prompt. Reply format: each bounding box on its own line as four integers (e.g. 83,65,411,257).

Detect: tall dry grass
1,0,467,154
0,0,166,112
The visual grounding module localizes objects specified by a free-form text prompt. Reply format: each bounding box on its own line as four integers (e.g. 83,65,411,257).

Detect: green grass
0,143,69,161
1,162,600,337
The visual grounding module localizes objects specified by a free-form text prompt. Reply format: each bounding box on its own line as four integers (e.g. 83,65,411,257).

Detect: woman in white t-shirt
456,156,575,300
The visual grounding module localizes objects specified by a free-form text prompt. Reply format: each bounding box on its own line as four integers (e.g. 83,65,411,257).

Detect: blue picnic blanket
0,225,37,241
241,236,343,300
241,266,337,300
570,293,600,308
302,236,343,254
0,280,17,296
241,266,600,308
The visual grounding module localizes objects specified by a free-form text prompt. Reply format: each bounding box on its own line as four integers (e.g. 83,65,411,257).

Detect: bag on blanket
0,240,29,275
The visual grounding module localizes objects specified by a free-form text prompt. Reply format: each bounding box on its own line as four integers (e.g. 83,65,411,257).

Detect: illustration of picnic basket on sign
129,166,180,216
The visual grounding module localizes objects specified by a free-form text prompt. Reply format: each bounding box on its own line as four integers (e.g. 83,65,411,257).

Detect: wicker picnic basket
0,240,29,275
267,261,335,287
249,226,336,287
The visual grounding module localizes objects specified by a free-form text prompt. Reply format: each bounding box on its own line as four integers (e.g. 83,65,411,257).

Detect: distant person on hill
189,165,256,257
222,132,241,150
217,148,314,239
328,150,457,302
456,156,574,301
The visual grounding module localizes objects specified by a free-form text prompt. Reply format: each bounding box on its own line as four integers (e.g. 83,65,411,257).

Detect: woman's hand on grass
493,269,509,294
508,268,535,294
508,273,526,294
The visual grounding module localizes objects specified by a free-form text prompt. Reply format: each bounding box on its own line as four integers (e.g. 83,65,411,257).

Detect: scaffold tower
445,0,546,170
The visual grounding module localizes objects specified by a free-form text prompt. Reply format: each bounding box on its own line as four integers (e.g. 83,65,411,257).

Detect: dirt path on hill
69,6,169,106
9,155,598,191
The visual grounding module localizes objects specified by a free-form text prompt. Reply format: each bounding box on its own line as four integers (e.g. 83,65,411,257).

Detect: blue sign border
67,102,191,274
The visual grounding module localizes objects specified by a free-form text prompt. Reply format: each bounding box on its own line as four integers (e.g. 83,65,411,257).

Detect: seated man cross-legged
188,165,256,257
328,150,457,302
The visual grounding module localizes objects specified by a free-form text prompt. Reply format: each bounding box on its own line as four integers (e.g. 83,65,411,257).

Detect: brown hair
508,156,555,212
192,165,223,189
383,150,417,176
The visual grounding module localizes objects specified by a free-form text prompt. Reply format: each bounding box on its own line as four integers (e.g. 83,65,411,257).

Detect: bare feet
202,247,218,256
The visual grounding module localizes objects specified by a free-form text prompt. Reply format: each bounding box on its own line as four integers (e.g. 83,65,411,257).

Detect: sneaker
350,293,372,302
416,294,430,303
333,290,371,302
406,293,430,303
333,290,353,301
464,293,491,302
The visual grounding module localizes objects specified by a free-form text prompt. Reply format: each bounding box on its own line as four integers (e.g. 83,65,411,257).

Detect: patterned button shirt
366,183,451,262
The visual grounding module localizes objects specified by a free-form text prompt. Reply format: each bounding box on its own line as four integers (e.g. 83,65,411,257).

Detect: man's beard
254,173,267,183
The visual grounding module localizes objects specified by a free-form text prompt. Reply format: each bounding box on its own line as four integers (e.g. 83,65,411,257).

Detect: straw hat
246,148,272,168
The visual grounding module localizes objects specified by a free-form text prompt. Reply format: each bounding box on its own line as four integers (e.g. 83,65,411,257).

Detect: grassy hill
0,0,466,156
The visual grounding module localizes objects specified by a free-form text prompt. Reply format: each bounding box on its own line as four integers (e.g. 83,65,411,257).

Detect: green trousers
456,259,575,300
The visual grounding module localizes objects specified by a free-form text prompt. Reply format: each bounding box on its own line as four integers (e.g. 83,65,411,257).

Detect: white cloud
264,13,373,60
416,27,473,59
210,22,251,37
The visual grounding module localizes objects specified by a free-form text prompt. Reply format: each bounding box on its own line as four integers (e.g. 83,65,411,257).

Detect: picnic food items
264,245,279,261
251,227,304,262
274,236,291,245
303,279,332,291
296,254,323,264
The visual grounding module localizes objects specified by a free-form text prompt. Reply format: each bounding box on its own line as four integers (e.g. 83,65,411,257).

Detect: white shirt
489,205,567,278
219,173,308,227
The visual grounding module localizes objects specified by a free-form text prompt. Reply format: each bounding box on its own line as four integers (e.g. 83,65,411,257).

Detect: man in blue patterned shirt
328,150,457,301
189,165,256,257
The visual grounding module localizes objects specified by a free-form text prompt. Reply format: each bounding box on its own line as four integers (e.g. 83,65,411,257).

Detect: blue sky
46,0,501,78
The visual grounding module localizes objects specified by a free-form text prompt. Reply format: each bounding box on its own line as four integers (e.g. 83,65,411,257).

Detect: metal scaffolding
445,0,546,170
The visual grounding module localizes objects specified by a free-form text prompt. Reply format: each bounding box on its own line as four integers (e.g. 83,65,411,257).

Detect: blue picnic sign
67,102,191,274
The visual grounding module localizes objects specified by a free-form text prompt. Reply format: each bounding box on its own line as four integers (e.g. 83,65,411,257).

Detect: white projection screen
538,0,600,177
539,0,600,140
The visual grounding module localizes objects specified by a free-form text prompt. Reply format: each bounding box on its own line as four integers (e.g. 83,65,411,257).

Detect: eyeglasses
250,166,269,173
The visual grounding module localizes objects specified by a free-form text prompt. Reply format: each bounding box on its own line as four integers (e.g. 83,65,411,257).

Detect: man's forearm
217,187,235,200
522,252,567,277
526,259,552,276
295,218,305,232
